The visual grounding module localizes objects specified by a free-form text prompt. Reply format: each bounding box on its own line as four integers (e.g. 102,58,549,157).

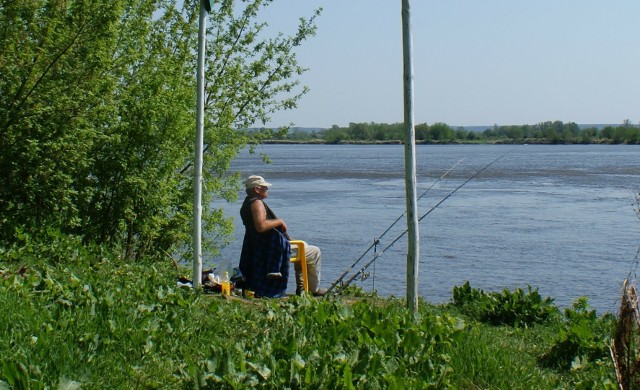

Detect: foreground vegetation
1,239,619,388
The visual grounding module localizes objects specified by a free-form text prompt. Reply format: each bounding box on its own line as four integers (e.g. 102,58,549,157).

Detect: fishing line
325,159,464,294
329,148,514,295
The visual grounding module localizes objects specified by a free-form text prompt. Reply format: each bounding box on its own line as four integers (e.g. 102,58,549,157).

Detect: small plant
451,281,560,327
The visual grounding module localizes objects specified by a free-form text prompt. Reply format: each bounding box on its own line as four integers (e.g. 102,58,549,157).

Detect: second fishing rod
328,148,514,296
325,158,464,294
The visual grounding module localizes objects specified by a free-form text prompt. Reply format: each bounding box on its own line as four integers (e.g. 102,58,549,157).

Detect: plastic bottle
220,271,231,296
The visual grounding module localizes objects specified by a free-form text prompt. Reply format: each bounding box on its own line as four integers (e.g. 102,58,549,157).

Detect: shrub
451,281,560,327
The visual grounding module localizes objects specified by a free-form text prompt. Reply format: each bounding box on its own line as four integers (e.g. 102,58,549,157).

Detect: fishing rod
329,148,514,296
325,158,464,294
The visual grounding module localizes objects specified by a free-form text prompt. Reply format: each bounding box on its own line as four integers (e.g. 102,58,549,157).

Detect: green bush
451,281,560,327
449,283,617,388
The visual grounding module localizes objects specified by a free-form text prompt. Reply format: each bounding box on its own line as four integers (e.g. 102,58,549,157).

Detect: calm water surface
215,144,640,314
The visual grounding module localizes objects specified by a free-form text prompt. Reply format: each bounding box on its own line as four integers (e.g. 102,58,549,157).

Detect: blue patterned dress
239,197,290,297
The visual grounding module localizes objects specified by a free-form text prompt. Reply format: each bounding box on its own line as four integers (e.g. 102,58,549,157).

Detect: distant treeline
270,120,640,144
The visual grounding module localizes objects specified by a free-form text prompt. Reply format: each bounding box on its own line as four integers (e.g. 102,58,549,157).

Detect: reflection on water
215,144,640,314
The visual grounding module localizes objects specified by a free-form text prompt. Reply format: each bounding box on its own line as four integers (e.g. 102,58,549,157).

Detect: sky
255,1,640,129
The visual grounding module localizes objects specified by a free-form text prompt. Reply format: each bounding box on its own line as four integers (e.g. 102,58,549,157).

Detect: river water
215,144,640,314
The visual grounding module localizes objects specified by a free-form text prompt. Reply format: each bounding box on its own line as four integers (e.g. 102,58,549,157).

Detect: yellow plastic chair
289,240,309,293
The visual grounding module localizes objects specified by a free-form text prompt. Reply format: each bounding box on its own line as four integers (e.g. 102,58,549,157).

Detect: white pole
193,0,207,288
401,0,419,312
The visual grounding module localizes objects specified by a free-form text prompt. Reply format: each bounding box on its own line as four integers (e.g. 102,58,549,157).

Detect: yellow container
220,271,231,296
221,281,230,296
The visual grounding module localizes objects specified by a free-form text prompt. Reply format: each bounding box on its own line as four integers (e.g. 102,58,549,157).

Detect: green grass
0,253,619,389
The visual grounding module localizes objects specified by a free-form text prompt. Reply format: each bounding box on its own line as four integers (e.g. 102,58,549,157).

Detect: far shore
260,138,622,145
